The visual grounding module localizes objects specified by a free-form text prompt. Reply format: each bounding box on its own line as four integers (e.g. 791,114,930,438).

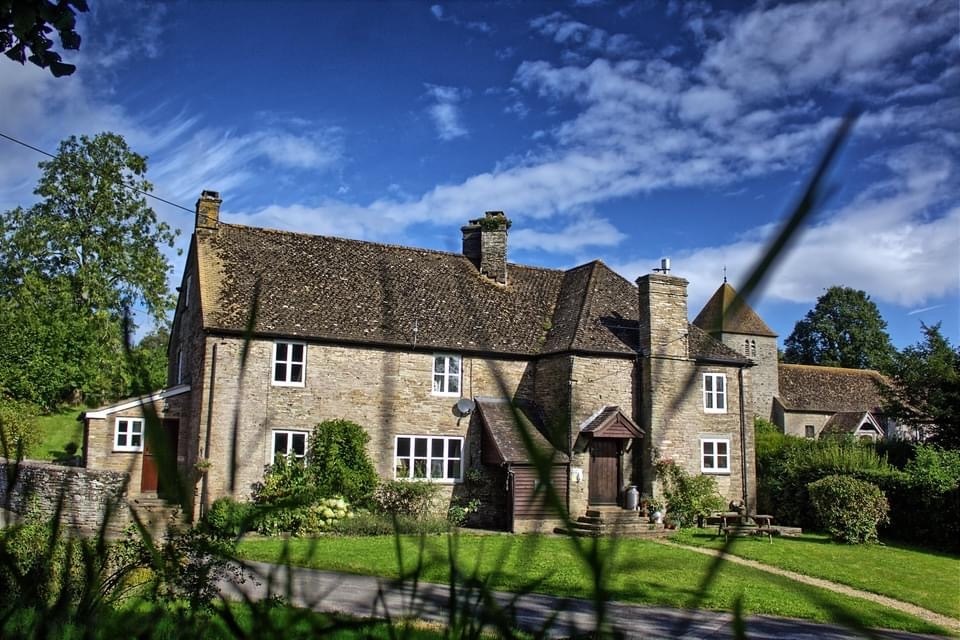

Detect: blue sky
1,0,957,349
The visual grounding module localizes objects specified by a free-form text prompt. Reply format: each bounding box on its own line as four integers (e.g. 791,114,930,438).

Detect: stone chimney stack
461,211,510,284
636,273,690,359
196,190,222,230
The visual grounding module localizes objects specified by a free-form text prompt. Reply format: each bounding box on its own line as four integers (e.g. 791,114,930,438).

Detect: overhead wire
0,130,195,214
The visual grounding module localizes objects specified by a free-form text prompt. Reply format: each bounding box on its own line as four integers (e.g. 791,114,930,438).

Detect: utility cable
0,130,195,214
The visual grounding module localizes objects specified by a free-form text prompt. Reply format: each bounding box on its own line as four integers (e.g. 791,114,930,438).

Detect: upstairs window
703,373,727,413
272,429,308,461
115,418,144,452
432,354,461,395
701,437,730,473
273,341,305,386
394,435,463,482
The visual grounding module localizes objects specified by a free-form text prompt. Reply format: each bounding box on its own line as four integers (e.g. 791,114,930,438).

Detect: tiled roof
693,283,776,337
194,223,746,363
820,411,881,436
777,364,887,413
475,397,567,464
197,224,563,355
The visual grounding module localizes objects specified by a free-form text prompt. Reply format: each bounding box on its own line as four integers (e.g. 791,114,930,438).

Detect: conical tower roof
692,282,776,337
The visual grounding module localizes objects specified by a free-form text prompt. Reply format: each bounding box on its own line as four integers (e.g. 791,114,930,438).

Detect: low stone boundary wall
0,458,130,533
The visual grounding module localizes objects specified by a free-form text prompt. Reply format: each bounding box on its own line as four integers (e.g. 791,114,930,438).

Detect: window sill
271,381,305,388
703,408,728,414
113,449,143,454
431,391,461,398
394,477,462,484
700,470,731,475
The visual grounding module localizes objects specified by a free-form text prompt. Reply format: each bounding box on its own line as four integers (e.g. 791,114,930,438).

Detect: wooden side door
589,439,620,505
140,419,179,494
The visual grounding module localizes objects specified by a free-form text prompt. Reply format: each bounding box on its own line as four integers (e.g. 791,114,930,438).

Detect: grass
671,529,960,619
27,407,83,461
236,534,949,635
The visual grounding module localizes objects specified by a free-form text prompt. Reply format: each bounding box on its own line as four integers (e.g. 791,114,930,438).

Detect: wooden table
711,512,776,542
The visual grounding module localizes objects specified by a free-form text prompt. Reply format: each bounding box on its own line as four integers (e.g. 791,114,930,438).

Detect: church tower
693,282,778,421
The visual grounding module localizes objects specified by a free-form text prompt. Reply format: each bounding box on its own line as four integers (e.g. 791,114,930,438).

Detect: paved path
656,539,960,634
221,561,948,639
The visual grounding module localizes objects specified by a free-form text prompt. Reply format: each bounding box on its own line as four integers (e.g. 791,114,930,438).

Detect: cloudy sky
1,0,957,347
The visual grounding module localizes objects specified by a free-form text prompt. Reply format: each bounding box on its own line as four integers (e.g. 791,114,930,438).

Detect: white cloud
424,84,469,141
609,149,960,310
530,12,638,57
429,4,492,33
511,215,626,253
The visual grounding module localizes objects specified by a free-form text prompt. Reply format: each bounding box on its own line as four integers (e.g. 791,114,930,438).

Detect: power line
0,131,195,214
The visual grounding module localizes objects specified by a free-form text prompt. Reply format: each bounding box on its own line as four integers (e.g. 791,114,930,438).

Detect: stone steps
556,507,671,538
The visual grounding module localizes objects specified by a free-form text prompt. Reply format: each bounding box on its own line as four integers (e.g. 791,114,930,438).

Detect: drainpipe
199,342,218,519
738,367,749,512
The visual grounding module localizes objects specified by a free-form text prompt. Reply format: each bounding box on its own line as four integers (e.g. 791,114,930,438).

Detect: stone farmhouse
79,190,892,531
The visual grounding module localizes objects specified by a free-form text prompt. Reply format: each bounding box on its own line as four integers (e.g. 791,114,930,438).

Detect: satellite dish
456,398,476,416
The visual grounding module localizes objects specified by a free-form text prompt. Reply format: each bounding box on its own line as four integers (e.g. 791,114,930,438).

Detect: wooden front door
140,419,179,493
589,439,620,505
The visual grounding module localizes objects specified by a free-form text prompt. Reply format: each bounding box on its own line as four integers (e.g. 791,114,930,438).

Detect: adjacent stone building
85,191,763,531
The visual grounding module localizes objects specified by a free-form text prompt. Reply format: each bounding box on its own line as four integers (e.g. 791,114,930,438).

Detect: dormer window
273,341,306,386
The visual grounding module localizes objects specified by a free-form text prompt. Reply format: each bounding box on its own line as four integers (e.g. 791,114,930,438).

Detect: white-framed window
394,435,463,482
432,354,461,396
271,429,308,461
115,418,144,452
273,341,306,386
701,437,730,473
703,373,727,413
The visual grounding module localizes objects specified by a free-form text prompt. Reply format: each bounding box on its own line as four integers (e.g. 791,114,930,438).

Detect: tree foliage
0,133,177,407
883,323,960,449
1,0,88,77
783,286,896,372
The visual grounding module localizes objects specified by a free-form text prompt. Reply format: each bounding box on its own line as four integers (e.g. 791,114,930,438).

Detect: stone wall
719,333,778,421
84,394,188,498
569,355,636,515
640,357,755,508
195,336,531,515
0,459,129,533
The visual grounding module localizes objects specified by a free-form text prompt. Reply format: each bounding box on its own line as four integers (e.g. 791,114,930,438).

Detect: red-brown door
140,419,179,493
589,439,620,505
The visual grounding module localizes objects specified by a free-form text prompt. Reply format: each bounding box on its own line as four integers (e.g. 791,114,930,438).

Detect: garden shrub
308,419,378,505
808,474,889,543
655,459,725,528
372,480,440,518
204,497,255,538
447,498,481,527
0,397,40,459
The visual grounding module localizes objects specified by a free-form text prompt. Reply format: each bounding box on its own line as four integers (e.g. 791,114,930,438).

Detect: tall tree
783,286,896,372
0,132,178,407
883,323,960,449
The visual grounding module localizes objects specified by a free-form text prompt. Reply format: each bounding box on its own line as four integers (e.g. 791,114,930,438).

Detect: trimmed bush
204,497,254,538
808,475,889,543
372,480,440,518
308,419,378,506
330,511,450,536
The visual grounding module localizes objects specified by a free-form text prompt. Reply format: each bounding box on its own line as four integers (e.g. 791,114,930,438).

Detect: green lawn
671,529,960,619
27,407,83,462
236,534,949,635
